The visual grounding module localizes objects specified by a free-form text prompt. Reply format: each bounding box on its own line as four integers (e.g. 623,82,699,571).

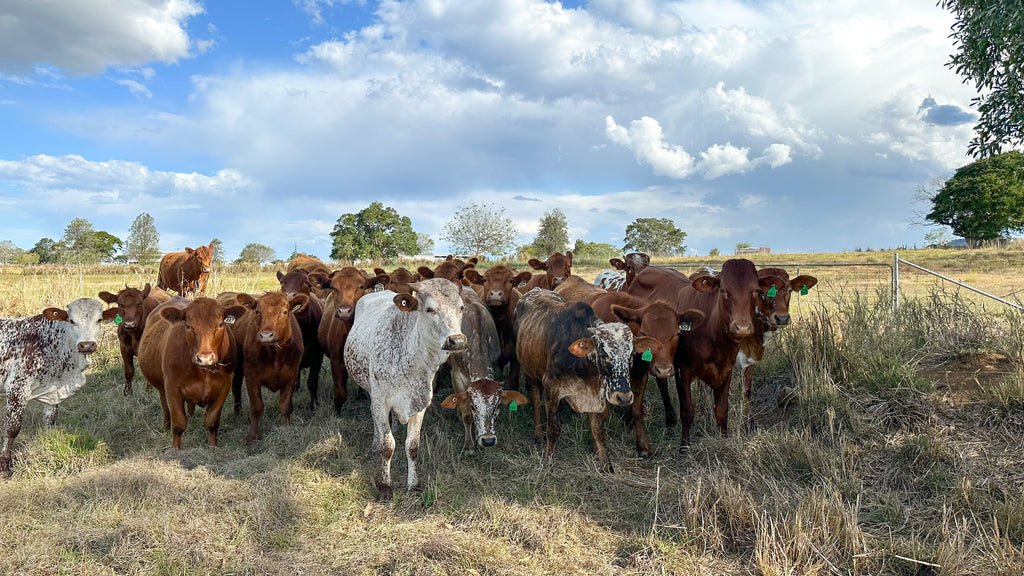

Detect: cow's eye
426,307,436,314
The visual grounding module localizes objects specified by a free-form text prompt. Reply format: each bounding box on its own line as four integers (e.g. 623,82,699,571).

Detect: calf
553,275,607,303
344,279,468,499
593,253,651,291
463,265,532,390
309,267,383,414
514,289,645,471
441,379,527,451
158,243,214,297
523,252,573,291
417,257,475,286
276,270,326,407
98,283,173,396
1,299,119,477
373,267,420,294
138,297,247,449
231,292,308,443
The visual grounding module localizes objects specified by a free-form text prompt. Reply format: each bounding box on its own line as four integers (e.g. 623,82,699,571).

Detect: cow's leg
166,388,188,450
543,384,562,464
405,409,425,493
247,379,264,444
742,365,755,431
330,351,348,416
157,387,171,432
507,354,521,392
459,401,475,453
205,384,232,447
655,377,676,427
676,371,695,451
305,348,323,410
42,404,58,426
1,392,27,478
120,340,136,396
589,405,613,472
279,380,295,426
631,369,653,457
232,352,245,416
712,378,731,438
526,377,543,442
371,397,395,500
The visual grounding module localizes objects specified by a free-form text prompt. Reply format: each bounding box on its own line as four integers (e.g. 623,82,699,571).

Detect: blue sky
0,0,981,260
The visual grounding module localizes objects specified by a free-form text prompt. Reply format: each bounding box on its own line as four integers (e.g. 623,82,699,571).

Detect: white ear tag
224,316,236,325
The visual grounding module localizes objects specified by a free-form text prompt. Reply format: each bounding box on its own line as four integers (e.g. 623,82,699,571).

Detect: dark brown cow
286,254,332,276
158,243,214,297
308,267,382,414
276,269,326,407
463,265,532,390
138,297,247,449
231,292,308,442
97,283,173,396
589,292,704,456
514,289,651,471
374,267,420,294
523,251,573,291
553,275,607,303
417,257,476,286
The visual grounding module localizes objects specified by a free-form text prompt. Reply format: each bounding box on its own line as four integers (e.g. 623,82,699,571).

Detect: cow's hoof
638,449,652,460
599,461,615,473
677,444,690,456
377,484,394,501
123,387,132,397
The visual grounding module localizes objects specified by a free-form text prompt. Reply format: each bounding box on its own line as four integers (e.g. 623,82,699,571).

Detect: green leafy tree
623,218,686,257
926,151,1024,246
330,202,420,260
939,0,1024,157
708,247,720,257
441,203,518,257
735,242,751,252
125,213,161,264
62,218,100,264
532,209,569,255
209,238,226,265
29,237,62,263
571,239,620,260
93,231,123,263
235,243,277,265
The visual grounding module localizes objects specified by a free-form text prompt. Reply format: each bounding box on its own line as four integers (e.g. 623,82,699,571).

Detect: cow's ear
528,258,547,271
692,275,719,293
501,390,530,406
373,267,387,276
440,392,467,409
445,254,454,261
678,309,705,332
610,258,626,270
42,308,69,322
514,271,533,286
417,266,435,279
611,304,643,324
276,270,284,281
634,336,661,355
566,251,573,265
237,293,258,309
791,275,818,293
307,272,330,290
394,293,419,312
142,283,152,299
101,307,123,323
98,291,119,304
464,269,484,285
365,274,386,290
412,272,422,281
288,294,309,314
224,305,248,325
568,337,596,357
759,276,786,295
160,307,185,323
185,247,195,255
467,257,479,266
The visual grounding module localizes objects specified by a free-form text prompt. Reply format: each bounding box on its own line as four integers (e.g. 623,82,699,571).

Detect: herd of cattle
0,246,817,499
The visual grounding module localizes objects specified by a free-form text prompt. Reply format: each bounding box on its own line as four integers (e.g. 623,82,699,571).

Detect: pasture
1,249,1023,575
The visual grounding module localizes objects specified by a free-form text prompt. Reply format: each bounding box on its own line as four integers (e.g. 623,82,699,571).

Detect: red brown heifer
98,283,173,396
138,297,247,449
553,275,607,303
287,254,332,299
523,252,573,291
374,267,420,294
463,265,532,391
417,257,475,286
158,243,214,297
276,270,326,407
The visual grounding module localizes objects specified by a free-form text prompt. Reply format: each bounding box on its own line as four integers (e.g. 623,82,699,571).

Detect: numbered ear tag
766,285,777,298
641,348,653,361
225,316,236,325
679,321,692,332
800,285,808,295
509,400,518,411
114,314,123,325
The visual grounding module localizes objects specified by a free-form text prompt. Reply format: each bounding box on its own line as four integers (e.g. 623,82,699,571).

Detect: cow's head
186,243,214,274
392,279,467,352
611,301,705,380
757,267,818,328
276,269,316,299
690,259,782,341
418,259,469,288
98,283,152,330
43,298,120,358
308,267,382,322
464,265,532,309
567,318,642,407
529,251,572,289
376,267,421,295
237,292,308,345
160,298,247,367
610,252,650,286
441,378,529,447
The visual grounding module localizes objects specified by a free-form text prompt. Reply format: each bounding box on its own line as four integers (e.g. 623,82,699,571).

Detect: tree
924,227,953,247
623,218,686,256
93,231,123,263
940,0,1024,157
29,237,62,263
708,247,720,257
0,240,20,264
441,203,518,257
209,238,226,265
235,243,277,265
62,218,100,264
416,233,434,256
926,151,1024,246
735,242,751,252
571,239,620,260
125,213,161,264
330,202,420,261
532,209,569,255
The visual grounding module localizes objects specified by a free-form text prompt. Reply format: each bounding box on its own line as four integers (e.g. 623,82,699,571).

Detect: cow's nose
552,276,565,287
487,290,505,304
650,362,674,379
479,435,497,447
121,320,137,329
194,352,216,366
774,314,790,326
609,390,634,407
257,331,276,343
77,341,97,354
442,334,468,351
729,322,753,338
335,305,353,320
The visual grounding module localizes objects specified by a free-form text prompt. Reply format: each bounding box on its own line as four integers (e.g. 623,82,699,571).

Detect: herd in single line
1,246,817,499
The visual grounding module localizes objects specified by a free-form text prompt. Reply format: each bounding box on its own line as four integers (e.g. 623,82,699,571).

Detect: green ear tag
509,400,518,411
114,314,123,325
766,285,777,298
800,285,808,295
641,348,653,361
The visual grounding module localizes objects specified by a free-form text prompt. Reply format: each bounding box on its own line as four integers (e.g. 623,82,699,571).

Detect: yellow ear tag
641,348,652,361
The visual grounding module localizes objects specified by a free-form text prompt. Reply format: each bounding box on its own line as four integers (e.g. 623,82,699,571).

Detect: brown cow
276,270,326,408
97,283,172,396
231,292,308,443
138,297,247,449
158,243,214,297
287,254,332,299
553,275,607,303
523,252,573,291
373,267,420,294
463,265,532,390
308,267,383,414
589,292,705,456
417,257,476,286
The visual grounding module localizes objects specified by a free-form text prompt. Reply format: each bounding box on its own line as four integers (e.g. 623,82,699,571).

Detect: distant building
735,246,771,255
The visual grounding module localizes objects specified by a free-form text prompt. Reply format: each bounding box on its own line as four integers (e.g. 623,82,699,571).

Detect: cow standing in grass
158,244,214,297
98,283,172,396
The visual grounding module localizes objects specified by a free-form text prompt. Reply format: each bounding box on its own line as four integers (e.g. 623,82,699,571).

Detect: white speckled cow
344,279,468,500
1,298,120,477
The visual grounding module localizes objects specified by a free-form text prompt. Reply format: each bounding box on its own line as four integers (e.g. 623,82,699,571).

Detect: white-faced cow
1,298,120,477
344,279,467,499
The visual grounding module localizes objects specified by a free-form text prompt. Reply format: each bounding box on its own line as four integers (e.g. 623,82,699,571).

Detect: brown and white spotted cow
344,279,468,499
523,252,573,291
1,298,120,477
98,283,173,396
514,289,647,471
158,243,214,297
594,252,651,291
463,265,532,391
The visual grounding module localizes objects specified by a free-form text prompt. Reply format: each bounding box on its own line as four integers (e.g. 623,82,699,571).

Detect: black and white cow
344,278,468,500
1,298,120,477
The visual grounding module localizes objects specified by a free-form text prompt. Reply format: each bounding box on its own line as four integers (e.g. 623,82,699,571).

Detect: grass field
1,249,1023,575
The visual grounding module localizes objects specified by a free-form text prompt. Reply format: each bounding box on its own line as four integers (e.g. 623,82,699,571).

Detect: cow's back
626,266,693,312
138,299,188,391
450,287,500,382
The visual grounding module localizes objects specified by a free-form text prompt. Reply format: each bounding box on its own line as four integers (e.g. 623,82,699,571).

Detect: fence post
893,252,899,312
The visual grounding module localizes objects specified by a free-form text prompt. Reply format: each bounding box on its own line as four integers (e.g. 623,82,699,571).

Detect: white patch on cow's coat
468,387,501,444
591,321,635,402
594,270,626,291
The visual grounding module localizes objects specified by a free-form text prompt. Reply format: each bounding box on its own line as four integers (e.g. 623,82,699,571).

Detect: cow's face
611,252,651,284
43,298,120,360
569,321,636,407
441,379,529,447
613,302,704,380
243,292,307,344
418,260,467,288
702,259,780,341
382,267,420,295
756,268,817,328
98,283,151,330
466,265,531,309
393,279,467,351
277,269,314,299
529,252,573,289
161,298,246,367
310,267,380,322
187,244,214,274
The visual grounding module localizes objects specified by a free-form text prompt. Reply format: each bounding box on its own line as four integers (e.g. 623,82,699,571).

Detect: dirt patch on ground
920,353,1016,403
